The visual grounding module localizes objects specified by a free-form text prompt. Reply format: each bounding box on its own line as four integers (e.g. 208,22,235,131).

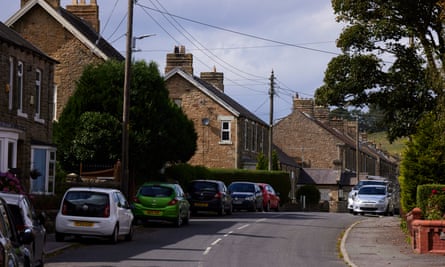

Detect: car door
114,192,133,233
254,184,263,209
23,196,46,264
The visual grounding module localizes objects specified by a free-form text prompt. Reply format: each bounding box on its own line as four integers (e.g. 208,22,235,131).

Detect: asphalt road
45,211,360,267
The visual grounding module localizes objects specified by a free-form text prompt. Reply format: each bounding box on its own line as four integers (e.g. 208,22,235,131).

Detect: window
17,62,23,113
8,58,13,110
221,121,231,142
244,120,248,150
252,122,257,152
0,131,18,173
34,70,42,120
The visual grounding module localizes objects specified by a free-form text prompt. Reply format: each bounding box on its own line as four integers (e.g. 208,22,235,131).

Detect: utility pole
121,0,134,198
268,70,275,171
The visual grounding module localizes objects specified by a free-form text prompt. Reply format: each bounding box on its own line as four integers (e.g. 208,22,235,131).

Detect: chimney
165,46,193,75
293,94,315,117
200,66,224,91
66,0,100,33
21,0,60,8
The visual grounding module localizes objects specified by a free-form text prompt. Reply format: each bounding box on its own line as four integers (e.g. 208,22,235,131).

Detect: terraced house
0,21,57,194
164,46,271,169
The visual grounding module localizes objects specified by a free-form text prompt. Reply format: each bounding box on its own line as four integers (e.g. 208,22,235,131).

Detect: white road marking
211,238,222,246
237,224,250,230
203,247,212,255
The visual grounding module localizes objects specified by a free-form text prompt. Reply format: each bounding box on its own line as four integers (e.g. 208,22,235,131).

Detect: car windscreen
229,183,254,192
189,182,218,192
358,187,386,195
139,186,173,197
62,191,110,217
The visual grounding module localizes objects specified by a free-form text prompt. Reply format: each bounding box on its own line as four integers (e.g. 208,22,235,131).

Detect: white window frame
0,130,19,173
17,61,27,118
34,70,44,123
8,58,14,110
52,84,58,121
218,115,233,144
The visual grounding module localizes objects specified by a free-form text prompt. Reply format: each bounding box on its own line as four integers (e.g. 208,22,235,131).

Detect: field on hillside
367,132,407,158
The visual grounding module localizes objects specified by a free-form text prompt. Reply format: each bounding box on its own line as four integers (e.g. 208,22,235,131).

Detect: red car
258,183,280,212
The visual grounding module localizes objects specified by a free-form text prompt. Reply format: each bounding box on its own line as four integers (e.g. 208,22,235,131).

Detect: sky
0,0,345,123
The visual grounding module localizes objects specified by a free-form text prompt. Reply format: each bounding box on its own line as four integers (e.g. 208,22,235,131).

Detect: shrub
418,184,445,219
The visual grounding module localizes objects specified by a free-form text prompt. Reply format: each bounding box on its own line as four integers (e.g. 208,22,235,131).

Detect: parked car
187,179,232,216
0,192,46,267
132,182,190,227
347,179,391,213
228,182,263,212
55,187,134,243
257,183,280,212
0,196,34,267
352,185,394,216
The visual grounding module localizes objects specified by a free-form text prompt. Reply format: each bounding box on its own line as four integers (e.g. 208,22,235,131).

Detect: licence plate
194,203,208,207
233,200,242,204
145,210,161,216
74,221,94,227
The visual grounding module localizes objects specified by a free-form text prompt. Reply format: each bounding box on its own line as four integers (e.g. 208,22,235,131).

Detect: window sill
219,141,233,145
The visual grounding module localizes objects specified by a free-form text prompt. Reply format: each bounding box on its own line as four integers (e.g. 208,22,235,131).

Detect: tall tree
315,0,440,142
54,60,197,177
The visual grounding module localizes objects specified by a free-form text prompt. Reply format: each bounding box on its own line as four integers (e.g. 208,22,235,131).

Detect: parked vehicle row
53,180,281,245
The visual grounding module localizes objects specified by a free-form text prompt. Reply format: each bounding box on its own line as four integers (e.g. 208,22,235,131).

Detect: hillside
367,132,407,158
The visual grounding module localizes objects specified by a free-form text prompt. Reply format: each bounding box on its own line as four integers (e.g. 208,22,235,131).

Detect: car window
230,183,254,192
175,185,184,197
359,187,386,195
116,192,129,208
6,205,24,231
62,191,110,217
140,186,173,197
0,203,14,240
189,182,218,192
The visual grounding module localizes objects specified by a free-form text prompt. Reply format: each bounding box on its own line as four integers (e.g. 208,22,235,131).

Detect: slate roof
298,168,355,186
273,144,299,168
58,8,124,61
0,21,57,63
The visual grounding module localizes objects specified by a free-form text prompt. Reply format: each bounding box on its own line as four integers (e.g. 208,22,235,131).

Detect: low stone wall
407,208,445,254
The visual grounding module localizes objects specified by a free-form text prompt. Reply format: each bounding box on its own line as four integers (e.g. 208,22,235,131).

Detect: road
46,211,360,267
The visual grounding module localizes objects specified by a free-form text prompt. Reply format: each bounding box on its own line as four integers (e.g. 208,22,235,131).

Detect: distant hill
367,132,407,158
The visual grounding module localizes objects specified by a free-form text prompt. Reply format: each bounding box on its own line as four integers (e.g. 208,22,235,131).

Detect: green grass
367,132,407,158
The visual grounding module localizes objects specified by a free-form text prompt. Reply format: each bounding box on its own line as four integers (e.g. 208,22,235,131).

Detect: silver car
352,185,394,216
347,179,391,213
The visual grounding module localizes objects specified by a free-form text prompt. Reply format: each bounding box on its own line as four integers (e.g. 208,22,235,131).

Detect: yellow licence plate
145,210,162,216
194,203,208,207
74,221,94,227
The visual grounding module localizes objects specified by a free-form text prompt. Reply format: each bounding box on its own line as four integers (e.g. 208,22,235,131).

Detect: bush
417,184,445,219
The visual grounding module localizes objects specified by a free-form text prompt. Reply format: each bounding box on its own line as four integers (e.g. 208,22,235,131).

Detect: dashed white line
203,247,212,255
211,238,222,246
237,224,250,230
224,231,233,237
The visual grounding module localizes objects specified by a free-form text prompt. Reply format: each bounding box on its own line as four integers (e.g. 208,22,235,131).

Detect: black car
187,180,233,216
228,182,263,212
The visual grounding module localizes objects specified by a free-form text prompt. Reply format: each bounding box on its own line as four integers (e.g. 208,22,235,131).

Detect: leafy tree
256,152,267,170
54,60,197,177
315,0,439,142
399,111,445,213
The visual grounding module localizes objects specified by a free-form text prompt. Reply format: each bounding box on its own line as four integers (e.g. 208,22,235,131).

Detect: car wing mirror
20,228,34,245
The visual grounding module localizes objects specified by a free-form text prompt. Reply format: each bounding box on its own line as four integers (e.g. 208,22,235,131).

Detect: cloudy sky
0,0,344,123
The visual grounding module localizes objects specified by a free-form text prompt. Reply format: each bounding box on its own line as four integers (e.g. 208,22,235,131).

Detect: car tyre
226,204,233,215
125,223,134,241
183,210,190,225
218,204,225,216
175,213,183,227
110,225,119,244
264,202,270,212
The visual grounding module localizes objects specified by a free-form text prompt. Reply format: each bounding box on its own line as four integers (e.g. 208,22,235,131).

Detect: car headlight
378,198,385,204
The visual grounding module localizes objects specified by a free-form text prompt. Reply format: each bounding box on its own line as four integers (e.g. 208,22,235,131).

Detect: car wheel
125,223,134,241
226,204,233,215
265,202,270,212
55,232,64,242
218,204,225,216
275,203,280,212
352,212,357,216
183,210,190,225
175,213,183,227
110,225,119,244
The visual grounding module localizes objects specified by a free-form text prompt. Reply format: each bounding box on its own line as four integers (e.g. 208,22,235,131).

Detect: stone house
0,21,57,194
5,0,124,120
274,95,399,201
164,46,271,169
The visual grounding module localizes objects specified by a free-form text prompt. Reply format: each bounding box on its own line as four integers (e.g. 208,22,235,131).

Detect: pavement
44,215,445,266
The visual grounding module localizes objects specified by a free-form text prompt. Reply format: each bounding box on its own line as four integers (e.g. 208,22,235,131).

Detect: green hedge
164,164,292,204
417,184,445,217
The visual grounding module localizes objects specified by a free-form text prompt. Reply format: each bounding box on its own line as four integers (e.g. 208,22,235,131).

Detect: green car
132,182,190,227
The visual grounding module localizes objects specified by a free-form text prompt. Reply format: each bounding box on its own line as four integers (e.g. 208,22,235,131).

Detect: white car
55,187,134,243
347,179,391,212
352,185,394,216
0,192,47,267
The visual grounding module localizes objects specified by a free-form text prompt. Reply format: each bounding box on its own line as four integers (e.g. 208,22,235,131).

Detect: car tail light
132,196,140,203
62,202,67,215
214,192,222,199
104,204,110,217
168,198,178,205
